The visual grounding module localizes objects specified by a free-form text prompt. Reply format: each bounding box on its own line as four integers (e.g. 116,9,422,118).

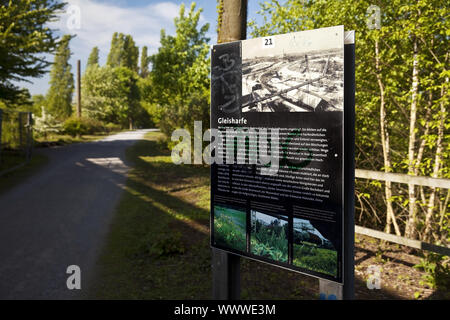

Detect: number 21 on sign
262,36,274,48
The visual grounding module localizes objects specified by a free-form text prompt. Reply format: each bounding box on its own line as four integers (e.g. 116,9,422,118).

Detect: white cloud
18,0,213,96
56,0,180,57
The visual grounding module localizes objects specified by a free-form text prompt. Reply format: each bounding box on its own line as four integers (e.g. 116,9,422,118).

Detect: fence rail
356,169,450,189
355,225,450,256
354,169,449,255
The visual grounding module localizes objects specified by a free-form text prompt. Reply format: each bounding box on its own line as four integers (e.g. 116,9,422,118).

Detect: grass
88,131,412,300
0,152,48,195
293,243,338,277
88,131,322,299
213,205,247,251
88,131,212,299
34,133,115,147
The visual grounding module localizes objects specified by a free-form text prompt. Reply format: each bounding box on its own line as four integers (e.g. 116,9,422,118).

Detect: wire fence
0,109,34,176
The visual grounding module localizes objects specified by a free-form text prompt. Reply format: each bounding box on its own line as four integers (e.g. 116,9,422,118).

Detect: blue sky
18,0,265,96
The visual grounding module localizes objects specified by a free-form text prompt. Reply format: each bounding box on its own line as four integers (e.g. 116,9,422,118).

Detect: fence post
26,112,33,161
18,112,23,151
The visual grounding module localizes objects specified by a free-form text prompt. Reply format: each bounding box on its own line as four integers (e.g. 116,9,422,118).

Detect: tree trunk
405,38,419,239
217,0,247,43
423,76,447,241
375,39,401,236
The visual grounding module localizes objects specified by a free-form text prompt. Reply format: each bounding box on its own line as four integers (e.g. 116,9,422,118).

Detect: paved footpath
0,129,154,299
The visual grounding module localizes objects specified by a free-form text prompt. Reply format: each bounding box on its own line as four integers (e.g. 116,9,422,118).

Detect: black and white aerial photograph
241,26,344,113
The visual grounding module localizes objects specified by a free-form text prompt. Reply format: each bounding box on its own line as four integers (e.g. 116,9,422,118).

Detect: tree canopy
0,0,66,105
249,0,449,242
87,46,100,69
149,3,210,137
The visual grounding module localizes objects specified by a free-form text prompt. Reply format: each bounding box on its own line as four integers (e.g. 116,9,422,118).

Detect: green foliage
0,0,66,105
107,32,139,71
46,34,74,120
249,0,449,240
87,46,99,68
104,122,122,133
293,244,337,276
140,46,149,78
147,232,186,257
33,107,62,137
31,95,45,117
149,3,210,139
82,64,149,128
214,206,247,251
414,253,450,292
251,217,288,263
62,116,104,137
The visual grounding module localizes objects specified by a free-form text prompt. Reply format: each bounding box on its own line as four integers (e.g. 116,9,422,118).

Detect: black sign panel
210,26,354,283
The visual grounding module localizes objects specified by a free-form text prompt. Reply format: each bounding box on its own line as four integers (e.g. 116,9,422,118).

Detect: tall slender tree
87,46,99,68
46,35,74,119
107,33,138,70
140,46,149,78
107,32,121,67
120,34,139,71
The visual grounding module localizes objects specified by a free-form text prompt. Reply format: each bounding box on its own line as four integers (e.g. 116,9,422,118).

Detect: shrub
62,117,105,137
104,122,122,133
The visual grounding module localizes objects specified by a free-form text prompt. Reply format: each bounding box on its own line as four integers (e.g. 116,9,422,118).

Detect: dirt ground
238,233,449,300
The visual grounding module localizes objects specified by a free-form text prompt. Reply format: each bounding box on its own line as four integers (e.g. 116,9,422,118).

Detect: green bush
414,253,450,292
62,117,105,137
104,122,122,133
148,232,185,257
214,214,246,251
251,219,289,263
293,243,337,276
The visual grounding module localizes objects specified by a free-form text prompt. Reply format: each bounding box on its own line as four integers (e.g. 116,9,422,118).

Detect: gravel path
0,129,154,299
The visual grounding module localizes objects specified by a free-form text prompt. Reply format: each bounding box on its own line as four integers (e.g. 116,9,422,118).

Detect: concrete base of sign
319,279,343,300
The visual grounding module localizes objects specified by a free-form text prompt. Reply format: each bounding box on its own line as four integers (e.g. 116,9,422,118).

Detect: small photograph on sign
251,210,288,263
213,205,247,252
292,217,337,277
242,28,344,113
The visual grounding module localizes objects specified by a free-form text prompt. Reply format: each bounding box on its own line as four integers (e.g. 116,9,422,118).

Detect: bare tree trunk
405,38,419,239
76,60,82,118
375,39,401,236
424,76,447,241
414,99,432,176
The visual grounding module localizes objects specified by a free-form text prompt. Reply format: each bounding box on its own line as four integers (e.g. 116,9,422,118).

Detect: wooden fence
354,169,450,256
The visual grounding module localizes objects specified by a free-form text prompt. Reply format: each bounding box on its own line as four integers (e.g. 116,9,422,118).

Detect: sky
17,0,265,96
